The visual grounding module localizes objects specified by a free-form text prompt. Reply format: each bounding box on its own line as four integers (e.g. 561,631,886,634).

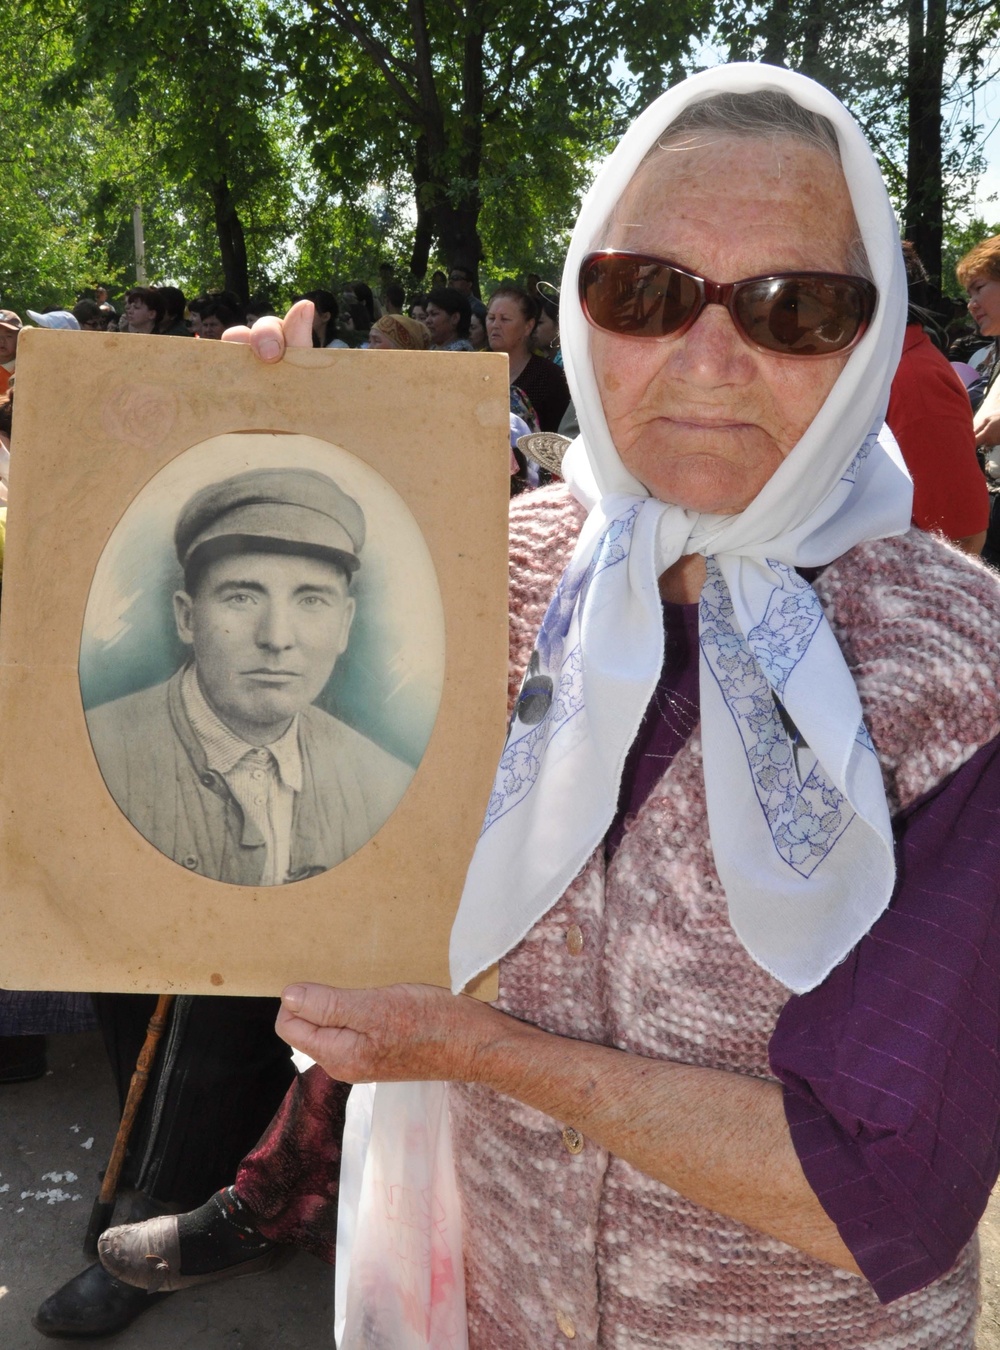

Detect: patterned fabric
369,314,430,350
182,667,301,885
0,990,96,1035
236,1065,350,1263
450,486,994,1349
483,62,915,1003
700,556,855,877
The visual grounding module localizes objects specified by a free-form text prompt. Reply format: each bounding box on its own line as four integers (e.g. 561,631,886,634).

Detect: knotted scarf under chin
450,432,900,997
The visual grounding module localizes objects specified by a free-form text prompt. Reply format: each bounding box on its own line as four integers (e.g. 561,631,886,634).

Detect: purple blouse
611,597,1000,1302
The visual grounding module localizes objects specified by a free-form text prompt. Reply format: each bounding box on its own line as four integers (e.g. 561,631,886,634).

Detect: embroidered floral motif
481,506,639,833
700,558,855,876
840,432,877,484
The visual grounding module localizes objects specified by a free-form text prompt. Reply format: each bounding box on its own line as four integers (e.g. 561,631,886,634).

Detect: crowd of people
4,60,1000,1349
0,268,573,497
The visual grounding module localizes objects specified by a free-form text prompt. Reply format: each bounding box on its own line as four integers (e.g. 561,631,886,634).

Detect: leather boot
32,1261,171,1338
33,1192,176,1338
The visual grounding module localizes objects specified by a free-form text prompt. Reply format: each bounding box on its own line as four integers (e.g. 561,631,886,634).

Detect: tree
32,0,295,302
280,0,711,284
714,0,1000,294
0,2,116,310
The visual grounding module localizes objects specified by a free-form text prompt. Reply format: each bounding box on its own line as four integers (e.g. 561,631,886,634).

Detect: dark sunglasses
579,251,877,357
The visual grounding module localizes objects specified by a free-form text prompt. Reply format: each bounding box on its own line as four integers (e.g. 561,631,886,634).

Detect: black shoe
32,1261,171,1339
0,1034,46,1083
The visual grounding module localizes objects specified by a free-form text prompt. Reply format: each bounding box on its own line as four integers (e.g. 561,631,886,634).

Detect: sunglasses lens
581,256,701,337
735,277,872,355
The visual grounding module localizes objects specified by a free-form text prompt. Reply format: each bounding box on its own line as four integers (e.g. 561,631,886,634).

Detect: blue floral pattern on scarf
482,505,640,832
699,558,858,876
840,432,877,484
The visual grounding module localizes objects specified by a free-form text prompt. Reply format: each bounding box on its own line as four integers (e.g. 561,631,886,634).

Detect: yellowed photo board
0,330,509,997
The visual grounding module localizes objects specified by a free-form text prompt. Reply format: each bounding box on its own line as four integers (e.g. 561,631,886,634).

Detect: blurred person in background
198,298,241,341
0,310,21,396
299,290,347,348
366,314,431,350
885,242,988,555
469,310,487,350
958,235,1000,449
73,300,106,331
384,283,406,316
124,287,164,335
159,287,192,337
486,283,569,431
534,291,562,366
27,309,80,330
424,287,474,351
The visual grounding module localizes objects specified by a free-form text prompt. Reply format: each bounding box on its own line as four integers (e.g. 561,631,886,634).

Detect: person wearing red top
885,246,988,555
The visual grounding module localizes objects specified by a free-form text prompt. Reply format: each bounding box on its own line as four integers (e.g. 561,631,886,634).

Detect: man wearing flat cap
85,467,414,886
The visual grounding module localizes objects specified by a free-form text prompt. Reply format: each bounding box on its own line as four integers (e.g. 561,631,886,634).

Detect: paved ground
0,1032,332,1349
3,1030,1000,1348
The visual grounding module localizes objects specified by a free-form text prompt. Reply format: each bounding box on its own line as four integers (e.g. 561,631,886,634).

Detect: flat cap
175,467,366,573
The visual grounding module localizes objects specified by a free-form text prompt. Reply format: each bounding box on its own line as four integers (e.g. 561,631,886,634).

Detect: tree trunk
904,0,946,294
760,0,792,66
409,137,434,281
208,176,249,303
799,0,827,77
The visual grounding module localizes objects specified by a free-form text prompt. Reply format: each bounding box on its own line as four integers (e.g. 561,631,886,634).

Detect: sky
971,77,1000,221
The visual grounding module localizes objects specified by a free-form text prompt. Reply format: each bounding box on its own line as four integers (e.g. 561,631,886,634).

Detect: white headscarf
451,64,911,997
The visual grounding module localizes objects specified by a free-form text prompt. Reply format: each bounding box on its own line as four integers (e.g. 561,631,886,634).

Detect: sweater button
566,924,583,955
181,855,199,870
561,1126,584,1155
555,1308,576,1338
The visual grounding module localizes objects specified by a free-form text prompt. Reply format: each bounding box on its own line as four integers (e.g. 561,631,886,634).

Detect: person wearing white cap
27,308,81,330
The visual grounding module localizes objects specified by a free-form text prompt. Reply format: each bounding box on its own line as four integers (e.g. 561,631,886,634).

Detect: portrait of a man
85,466,415,885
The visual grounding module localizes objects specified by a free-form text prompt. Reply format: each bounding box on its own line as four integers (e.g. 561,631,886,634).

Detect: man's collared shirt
181,665,303,885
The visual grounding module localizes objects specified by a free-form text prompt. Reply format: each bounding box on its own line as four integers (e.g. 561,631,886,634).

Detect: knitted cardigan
450,483,1000,1349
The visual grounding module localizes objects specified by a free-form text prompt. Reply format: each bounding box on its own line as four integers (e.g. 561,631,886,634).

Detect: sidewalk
0,1032,332,1349
4,1030,1000,1348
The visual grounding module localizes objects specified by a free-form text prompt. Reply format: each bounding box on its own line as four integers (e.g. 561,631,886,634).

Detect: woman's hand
277,981,508,1085
279,978,860,1274
221,299,315,362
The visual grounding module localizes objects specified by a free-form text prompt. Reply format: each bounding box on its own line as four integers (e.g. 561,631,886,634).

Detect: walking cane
83,993,175,1256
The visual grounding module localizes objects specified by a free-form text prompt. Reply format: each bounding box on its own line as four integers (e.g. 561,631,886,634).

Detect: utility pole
133,204,147,284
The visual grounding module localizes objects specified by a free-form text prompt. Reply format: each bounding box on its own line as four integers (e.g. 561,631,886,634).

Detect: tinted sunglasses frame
579,251,877,358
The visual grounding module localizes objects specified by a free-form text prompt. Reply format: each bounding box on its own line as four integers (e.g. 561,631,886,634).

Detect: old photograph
80,432,446,885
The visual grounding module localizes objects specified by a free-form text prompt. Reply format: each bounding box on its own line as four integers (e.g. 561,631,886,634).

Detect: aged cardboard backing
0,330,508,999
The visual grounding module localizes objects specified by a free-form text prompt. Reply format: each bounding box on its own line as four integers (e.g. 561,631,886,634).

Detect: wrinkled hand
277,981,509,1085
221,298,315,362
975,411,1000,450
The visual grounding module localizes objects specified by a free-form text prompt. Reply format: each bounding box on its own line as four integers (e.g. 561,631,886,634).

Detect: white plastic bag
336,1081,469,1350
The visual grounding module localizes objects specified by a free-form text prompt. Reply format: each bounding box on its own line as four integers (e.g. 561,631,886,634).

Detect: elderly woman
99,65,1000,1348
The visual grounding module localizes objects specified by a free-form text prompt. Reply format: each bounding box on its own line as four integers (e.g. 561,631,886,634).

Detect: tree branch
311,0,423,121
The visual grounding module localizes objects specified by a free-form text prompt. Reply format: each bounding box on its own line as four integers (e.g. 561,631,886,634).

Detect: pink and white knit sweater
451,484,1000,1348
